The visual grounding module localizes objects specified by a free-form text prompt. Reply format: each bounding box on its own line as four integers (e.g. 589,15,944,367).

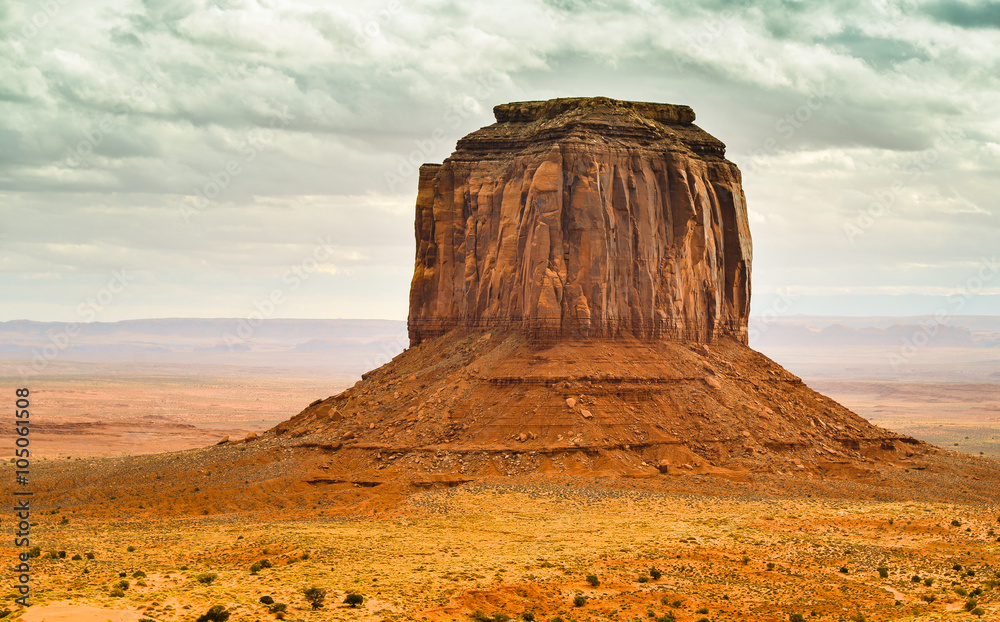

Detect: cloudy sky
2,0,998,323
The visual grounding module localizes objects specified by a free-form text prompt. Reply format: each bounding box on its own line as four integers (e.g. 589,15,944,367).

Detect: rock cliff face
408,97,752,346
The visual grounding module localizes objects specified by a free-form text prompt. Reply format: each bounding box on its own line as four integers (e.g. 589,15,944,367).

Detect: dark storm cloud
925,0,1000,29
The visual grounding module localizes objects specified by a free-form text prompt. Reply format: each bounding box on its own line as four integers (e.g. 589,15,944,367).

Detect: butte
273,97,940,485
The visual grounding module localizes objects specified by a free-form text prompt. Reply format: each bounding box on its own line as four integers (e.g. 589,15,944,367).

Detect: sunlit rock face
408,97,752,346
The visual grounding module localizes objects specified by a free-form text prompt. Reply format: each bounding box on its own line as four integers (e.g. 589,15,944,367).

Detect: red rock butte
408,96,751,346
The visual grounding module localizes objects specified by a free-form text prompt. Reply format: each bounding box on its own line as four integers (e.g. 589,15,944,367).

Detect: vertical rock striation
408,97,752,346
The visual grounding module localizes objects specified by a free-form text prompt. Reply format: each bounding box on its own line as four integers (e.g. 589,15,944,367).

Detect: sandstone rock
705,377,722,389
581,409,593,419
408,96,751,346
518,433,527,442
244,431,258,441
342,431,356,440
216,436,229,445
566,397,577,408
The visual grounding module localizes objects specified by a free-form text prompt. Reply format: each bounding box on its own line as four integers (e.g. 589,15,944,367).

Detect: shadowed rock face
408,97,752,346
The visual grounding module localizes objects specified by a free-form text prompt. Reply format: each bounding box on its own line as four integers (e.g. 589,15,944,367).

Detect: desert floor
5,480,999,622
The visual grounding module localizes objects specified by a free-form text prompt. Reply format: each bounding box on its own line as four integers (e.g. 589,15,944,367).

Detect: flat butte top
444,96,728,163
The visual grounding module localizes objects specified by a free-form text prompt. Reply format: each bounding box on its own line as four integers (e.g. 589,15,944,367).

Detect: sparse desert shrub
196,572,217,585
696,618,709,622
195,604,230,622
924,578,933,587
649,567,662,580
259,595,274,605
344,593,364,607
57,550,66,558
696,607,709,614
742,556,750,565
964,599,978,612
954,564,963,571
951,520,962,527
911,575,922,583
921,594,936,603
115,579,130,590
85,552,95,560
126,545,136,552
790,614,805,622
132,570,146,578
249,562,262,574
840,566,849,573
269,603,287,613
119,572,127,577
109,588,125,598
259,559,273,568
139,619,155,622
971,587,983,596
43,551,57,560
521,613,535,622
573,595,587,607
766,562,775,571
637,575,649,583
585,574,600,587
971,607,985,617
848,613,866,622
878,566,889,578
0,609,13,619
655,613,675,622
28,546,40,558
303,586,326,610
71,554,82,561
955,587,969,597
966,570,976,577
180,565,189,571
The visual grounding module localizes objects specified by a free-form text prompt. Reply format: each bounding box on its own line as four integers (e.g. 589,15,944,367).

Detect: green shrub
259,559,272,568
964,599,978,612
132,570,146,578
877,566,889,578
521,613,535,622
109,588,125,598
585,574,599,587
573,595,587,607
655,613,675,622
649,567,662,580
921,594,936,603
196,572,217,585
951,520,962,527
840,566,849,574
249,562,262,574
790,614,805,622
848,614,866,622
766,562,775,571
923,578,933,587
344,593,364,607
971,607,985,617
953,564,963,571
259,595,274,605
637,575,649,583
269,603,287,613
57,551,66,558
85,552,95,560
696,607,709,614
955,587,969,597
28,546,40,558
115,579,129,590
195,605,230,622
126,545,136,552
303,586,326,610
911,575,921,583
